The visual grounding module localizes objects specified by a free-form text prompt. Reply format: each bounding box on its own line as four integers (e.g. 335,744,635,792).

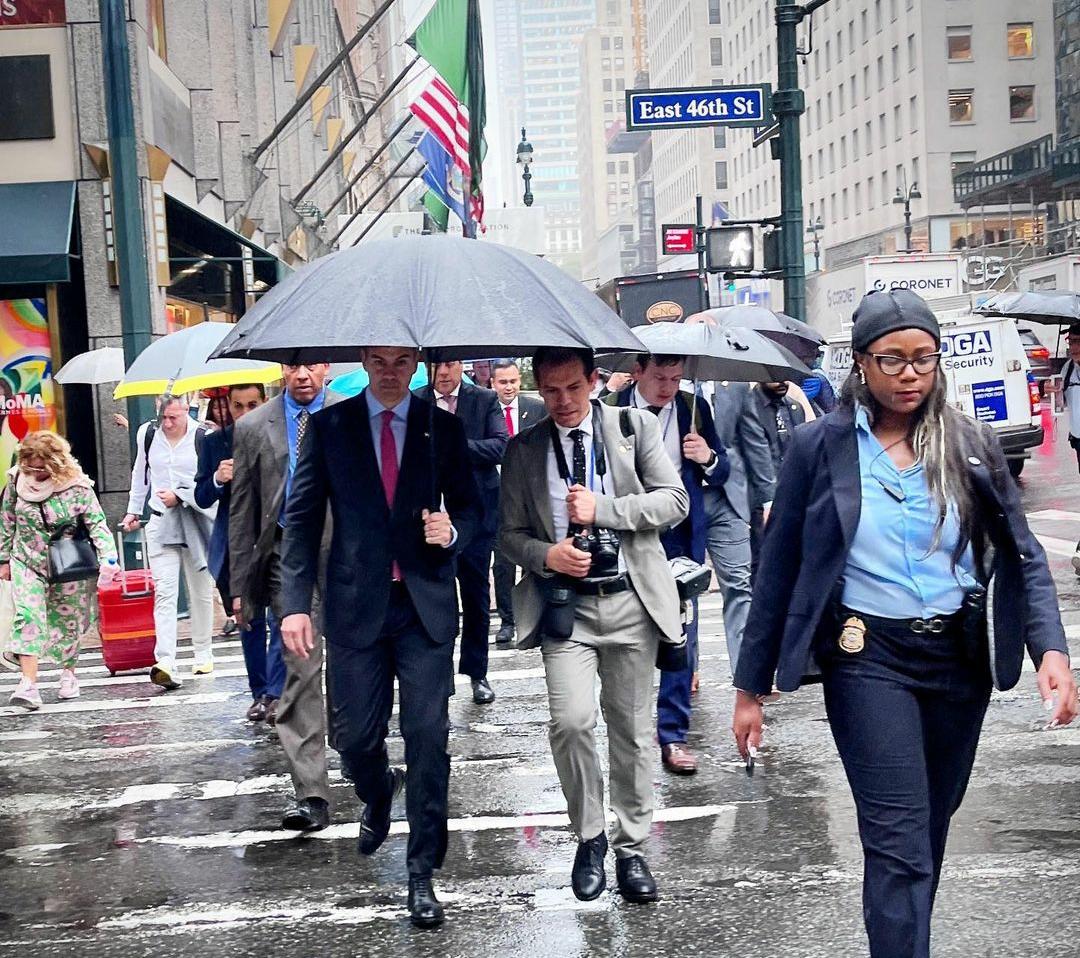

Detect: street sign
706,226,755,272
625,84,772,131
661,224,697,256
752,121,781,148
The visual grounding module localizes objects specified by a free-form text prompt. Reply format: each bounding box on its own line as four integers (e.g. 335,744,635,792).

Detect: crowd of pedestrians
0,289,1076,956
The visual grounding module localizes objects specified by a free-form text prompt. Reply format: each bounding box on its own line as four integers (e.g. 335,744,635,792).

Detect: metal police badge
838,616,867,654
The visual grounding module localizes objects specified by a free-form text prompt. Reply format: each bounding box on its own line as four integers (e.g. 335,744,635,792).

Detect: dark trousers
749,505,764,581
457,531,494,679
492,548,516,627
240,611,286,701
328,585,454,876
656,599,698,747
821,616,991,958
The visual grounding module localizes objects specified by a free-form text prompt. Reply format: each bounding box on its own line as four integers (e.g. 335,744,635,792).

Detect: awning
0,181,77,285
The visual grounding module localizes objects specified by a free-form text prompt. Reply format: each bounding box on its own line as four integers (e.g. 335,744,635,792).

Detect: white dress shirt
499,396,520,435
127,417,203,516
435,383,461,413
631,390,681,467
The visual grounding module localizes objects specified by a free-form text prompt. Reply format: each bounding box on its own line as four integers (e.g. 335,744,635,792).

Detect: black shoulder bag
39,502,100,584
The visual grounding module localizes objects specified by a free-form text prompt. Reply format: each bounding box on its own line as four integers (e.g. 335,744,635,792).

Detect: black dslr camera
573,527,621,579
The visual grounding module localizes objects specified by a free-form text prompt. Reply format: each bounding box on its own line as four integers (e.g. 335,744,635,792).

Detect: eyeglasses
867,352,942,376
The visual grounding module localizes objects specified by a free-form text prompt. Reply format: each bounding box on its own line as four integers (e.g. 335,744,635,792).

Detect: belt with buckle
572,573,631,597
851,609,960,636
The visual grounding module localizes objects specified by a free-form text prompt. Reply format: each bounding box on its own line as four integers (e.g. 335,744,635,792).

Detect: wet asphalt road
1,419,1079,958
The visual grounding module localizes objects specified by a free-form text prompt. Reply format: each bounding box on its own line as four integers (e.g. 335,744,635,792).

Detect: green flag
408,0,486,227
423,191,450,232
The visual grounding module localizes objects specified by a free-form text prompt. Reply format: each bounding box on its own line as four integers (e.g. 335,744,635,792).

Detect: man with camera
606,355,729,776
499,346,688,905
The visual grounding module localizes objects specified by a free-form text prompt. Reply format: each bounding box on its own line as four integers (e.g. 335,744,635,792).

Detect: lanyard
549,403,608,494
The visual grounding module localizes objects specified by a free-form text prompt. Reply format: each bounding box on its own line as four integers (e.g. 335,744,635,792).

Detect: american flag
410,76,484,228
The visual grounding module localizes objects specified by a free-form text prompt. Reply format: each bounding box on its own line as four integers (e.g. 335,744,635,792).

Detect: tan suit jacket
498,402,688,648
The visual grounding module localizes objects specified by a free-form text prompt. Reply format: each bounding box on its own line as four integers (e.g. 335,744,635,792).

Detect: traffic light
763,227,782,272
705,225,755,272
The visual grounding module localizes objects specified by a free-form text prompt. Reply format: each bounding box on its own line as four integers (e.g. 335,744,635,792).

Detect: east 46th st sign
625,84,772,131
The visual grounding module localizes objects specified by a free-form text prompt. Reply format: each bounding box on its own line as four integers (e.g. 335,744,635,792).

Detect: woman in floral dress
1,431,117,710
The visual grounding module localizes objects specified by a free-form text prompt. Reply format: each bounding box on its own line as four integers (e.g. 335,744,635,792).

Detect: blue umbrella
328,364,430,397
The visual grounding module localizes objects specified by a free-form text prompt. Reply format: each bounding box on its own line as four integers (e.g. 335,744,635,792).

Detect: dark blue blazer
733,404,1069,696
278,392,481,650
415,381,508,536
609,388,729,563
194,426,232,592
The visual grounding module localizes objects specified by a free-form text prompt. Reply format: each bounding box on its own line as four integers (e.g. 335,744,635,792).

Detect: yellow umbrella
113,322,281,399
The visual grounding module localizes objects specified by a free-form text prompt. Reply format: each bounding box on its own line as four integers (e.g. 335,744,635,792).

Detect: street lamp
516,127,534,207
806,215,824,272
892,175,922,253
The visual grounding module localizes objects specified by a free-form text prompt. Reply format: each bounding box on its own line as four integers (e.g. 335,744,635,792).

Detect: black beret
851,289,941,353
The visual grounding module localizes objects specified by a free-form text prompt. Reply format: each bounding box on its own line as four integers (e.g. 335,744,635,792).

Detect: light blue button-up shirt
365,389,410,470
279,388,327,524
841,406,977,618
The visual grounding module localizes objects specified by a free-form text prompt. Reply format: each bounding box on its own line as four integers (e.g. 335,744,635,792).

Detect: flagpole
328,146,421,247
250,0,402,164
323,114,413,220
350,168,426,247
292,55,420,207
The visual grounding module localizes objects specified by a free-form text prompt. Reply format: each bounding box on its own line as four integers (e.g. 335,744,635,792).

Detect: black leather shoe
495,624,515,645
407,874,445,928
281,797,329,832
471,677,495,704
615,854,659,903
358,767,405,856
571,833,608,901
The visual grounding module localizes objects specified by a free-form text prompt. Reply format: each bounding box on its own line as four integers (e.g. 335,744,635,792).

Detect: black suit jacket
750,386,807,477
733,405,1069,696
279,392,481,649
415,381,508,535
194,426,232,592
508,394,546,434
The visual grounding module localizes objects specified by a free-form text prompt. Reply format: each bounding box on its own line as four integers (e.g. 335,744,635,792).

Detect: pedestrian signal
705,226,755,272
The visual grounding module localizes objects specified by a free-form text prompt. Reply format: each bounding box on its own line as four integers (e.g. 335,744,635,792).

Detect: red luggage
98,532,156,675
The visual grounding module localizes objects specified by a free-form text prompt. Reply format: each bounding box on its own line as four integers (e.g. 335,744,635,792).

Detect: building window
894,104,902,140
907,33,917,70
868,175,876,208
949,89,974,123
709,0,721,24
853,127,860,159
616,79,625,91
891,45,899,81
711,37,724,66
840,135,847,166
1009,85,1035,121
603,79,612,91
601,37,610,51
950,151,977,176
148,0,167,61
604,101,613,114
713,126,726,149
614,36,623,50
1007,23,1033,59
863,64,870,99
607,162,616,175
877,55,884,91
715,161,728,191
0,55,55,140
909,95,918,132
947,26,972,61
619,161,629,174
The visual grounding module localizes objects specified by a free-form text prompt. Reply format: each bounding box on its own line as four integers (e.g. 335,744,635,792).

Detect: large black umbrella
975,290,1080,326
598,320,810,383
211,236,645,363
691,305,826,364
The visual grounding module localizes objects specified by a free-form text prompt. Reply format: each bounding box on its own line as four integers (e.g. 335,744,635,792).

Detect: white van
821,312,1043,477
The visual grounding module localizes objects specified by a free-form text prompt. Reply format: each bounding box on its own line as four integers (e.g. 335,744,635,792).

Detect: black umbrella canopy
975,290,1080,326
211,236,645,363
691,305,825,364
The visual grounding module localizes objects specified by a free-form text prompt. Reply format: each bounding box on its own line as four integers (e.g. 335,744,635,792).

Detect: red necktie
379,410,402,581
504,403,515,437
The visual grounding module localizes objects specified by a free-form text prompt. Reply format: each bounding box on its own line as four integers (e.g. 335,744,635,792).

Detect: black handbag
39,503,99,584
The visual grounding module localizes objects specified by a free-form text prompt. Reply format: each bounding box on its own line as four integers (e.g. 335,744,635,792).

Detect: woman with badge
731,289,1078,958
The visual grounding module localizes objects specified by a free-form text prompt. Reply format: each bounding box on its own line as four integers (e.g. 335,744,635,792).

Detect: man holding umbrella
278,346,480,929
606,354,729,775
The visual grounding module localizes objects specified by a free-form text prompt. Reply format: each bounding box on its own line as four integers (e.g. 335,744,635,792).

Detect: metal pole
695,194,709,310
904,199,912,252
250,0,401,164
350,169,425,247
775,1,810,322
328,146,421,247
99,0,155,454
292,56,419,206
323,113,412,219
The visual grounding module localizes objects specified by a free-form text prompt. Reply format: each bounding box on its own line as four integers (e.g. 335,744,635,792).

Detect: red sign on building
661,224,697,256
0,1,67,27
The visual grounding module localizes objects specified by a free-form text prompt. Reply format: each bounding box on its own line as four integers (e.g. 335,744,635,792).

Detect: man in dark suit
195,383,283,723
748,381,806,576
608,356,729,775
279,346,480,929
490,359,545,645
230,362,335,832
415,360,507,703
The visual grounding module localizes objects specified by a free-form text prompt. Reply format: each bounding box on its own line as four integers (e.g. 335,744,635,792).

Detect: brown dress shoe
264,697,280,726
661,742,698,775
246,698,268,722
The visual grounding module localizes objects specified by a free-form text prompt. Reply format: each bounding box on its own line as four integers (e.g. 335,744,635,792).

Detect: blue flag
417,132,470,232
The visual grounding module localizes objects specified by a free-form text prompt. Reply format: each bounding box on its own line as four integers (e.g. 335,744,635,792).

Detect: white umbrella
55,347,126,385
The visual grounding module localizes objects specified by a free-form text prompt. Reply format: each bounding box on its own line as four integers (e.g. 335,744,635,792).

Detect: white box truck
821,311,1043,477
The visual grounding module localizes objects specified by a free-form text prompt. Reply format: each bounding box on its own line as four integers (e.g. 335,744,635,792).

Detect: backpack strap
142,422,156,486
